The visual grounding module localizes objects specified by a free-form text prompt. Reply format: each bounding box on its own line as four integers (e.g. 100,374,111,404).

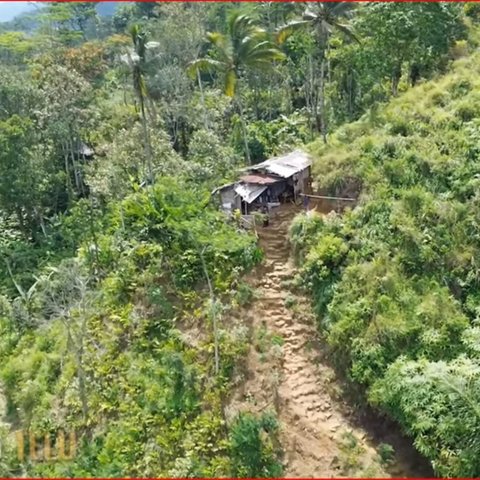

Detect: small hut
249,150,311,201
212,150,312,215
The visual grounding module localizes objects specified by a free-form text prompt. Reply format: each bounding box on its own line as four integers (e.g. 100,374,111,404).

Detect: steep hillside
0,180,276,477
229,205,429,477
290,50,480,477
0,2,476,477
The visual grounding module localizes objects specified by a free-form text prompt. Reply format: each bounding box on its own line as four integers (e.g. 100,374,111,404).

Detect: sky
0,2,38,22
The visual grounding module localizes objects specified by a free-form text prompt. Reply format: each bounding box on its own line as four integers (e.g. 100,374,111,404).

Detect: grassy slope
290,49,480,476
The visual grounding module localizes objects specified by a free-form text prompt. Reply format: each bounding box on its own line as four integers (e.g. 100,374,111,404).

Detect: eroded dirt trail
229,204,429,477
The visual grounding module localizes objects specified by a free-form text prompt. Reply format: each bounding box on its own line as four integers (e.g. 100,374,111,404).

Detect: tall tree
42,2,99,44
189,12,285,163
277,2,357,142
122,25,158,184
0,115,48,240
43,260,96,422
352,3,465,96
34,63,92,209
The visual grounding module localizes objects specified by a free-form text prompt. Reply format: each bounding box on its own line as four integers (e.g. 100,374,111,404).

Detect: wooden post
29,431,37,461
16,430,24,462
44,434,51,461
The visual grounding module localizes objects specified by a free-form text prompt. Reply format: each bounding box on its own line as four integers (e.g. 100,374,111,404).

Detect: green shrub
229,412,282,478
378,443,395,465
234,282,256,307
455,100,479,122
465,3,480,20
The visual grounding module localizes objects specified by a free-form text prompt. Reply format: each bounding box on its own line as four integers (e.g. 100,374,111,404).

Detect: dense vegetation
291,37,480,477
0,177,272,476
0,1,478,476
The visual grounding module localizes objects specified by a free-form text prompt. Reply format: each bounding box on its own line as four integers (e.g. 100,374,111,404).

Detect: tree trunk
392,64,402,97
409,64,420,87
196,67,209,129
69,138,83,195
65,322,89,422
199,248,219,376
139,96,154,184
306,54,316,136
63,143,74,207
35,207,47,239
348,69,355,119
123,74,129,107
318,56,327,143
119,204,126,233
15,206,28,240
236,98,251,164
254,77,260,120
76,347,89,421
88,197,99,274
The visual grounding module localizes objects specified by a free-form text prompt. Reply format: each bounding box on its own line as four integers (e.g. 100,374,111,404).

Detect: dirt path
228,204,430,477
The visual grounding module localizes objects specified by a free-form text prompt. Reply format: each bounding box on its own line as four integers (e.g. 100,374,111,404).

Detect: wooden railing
240,215,256,230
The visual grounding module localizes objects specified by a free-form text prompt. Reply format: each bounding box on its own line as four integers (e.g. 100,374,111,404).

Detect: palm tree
121,25,159,184
277,2,358,143
189,12,285,163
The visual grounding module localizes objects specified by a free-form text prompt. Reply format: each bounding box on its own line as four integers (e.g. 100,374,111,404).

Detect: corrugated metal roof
262,163,298,178
240,173,282,185
211,182,236,195
234,183,268,204
250,149,312,178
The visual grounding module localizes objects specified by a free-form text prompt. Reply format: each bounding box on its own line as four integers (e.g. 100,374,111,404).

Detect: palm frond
238,33,267,60
186,58,225,78
207,31,226,48
120,50,139,67
129,23,140,42
229,12,257,38
303,9,318,22
206,31,231,64
276,19,311,44
130,23,147,61
244,40,286,63
189,12,284,97
333,21,361,43
5,259,25,300
330,2,357,19
145,41,160,50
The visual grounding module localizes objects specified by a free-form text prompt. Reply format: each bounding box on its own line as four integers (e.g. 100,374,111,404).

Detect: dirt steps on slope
228,203,431,478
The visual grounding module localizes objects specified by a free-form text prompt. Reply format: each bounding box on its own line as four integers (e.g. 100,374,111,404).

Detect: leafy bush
237,112,311,163
370,357,480,477
229,412,283,477
234,281,256,307
378,443,395,466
